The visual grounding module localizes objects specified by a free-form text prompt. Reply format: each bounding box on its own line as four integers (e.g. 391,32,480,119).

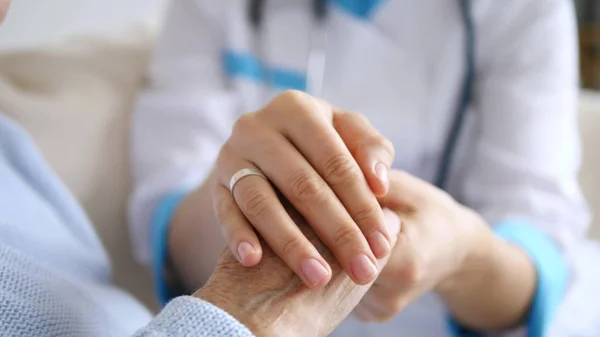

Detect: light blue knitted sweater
0,114,254,336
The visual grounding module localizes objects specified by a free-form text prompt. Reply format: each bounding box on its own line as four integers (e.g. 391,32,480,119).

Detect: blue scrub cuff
151,190,189,306
448,220,569,337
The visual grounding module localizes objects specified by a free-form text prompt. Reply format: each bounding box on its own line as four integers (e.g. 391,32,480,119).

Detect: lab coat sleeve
129,0,237,267
450,0,600,336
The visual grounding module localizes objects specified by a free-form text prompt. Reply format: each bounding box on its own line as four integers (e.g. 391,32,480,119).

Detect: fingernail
375,162,388,184
350,254,378,283
383,209,401,237
301,258,329,286
368,231,391,258
237,242,255,264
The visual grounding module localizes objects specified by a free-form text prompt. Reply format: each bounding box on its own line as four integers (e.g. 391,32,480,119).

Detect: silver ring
229,168,268,194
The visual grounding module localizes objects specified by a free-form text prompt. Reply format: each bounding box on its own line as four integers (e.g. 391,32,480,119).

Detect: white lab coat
130,0,600,335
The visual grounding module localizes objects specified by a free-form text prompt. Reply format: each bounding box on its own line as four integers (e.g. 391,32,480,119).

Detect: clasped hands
194,91,502,336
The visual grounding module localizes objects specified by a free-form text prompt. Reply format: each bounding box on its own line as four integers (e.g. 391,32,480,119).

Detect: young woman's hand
353,170,490,322
211,90,395,287
352,170,535,331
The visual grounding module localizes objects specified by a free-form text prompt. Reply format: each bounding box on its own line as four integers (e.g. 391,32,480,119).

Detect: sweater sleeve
134,296,254,337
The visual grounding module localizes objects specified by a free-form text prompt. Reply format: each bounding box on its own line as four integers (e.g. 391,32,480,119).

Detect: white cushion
0,0,167,52
0,32,159,311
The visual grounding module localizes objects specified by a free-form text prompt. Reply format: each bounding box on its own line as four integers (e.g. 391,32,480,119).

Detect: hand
353,170,492,322
195,206,402,337
211,90,395,287
0,0,9,23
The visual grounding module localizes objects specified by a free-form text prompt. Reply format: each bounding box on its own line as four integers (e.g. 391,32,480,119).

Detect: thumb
378,170,434,212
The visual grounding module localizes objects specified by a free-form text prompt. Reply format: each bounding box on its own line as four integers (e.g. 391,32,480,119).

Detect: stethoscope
248,0,475,190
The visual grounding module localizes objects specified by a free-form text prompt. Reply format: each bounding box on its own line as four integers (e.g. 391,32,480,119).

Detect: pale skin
168,91,537,333
169,90,536,331
354,170,536,330
0,3,535,333
198,90,397,288
170,90,397,290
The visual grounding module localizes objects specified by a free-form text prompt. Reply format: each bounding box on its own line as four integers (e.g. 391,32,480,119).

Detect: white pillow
0,0,168,51
0,30,158,311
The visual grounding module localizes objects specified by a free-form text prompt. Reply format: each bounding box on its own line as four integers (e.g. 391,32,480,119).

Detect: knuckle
273,90,325,119
288,170,327,202
214,257,242,273
398,259,424,288
363,134,394,158
352,204,381,229
322,154,361,188
239,187,273,220
382,298,406,317
332,227,362,249
351,111,370,125
271,90,307,113
377,135,395,157
387,239,425,287
216,142,235,167
278,89,307,103
214,195,234,225
231,113,257,137
281,237,302,256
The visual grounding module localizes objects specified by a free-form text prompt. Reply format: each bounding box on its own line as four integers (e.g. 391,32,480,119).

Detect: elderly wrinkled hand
196,205,401,337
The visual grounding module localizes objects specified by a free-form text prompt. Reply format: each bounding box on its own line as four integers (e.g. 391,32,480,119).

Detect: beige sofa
1,36,599,312
0,35,159,310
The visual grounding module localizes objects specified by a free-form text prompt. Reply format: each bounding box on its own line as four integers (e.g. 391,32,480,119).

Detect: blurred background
0,0,599,311
1,1,600,89
0,0,167,50
577,0,600,89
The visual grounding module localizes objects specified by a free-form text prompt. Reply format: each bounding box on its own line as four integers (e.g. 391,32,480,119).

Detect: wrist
436,215,537,330
167,175,225,292
194,252,317,337
194,285,284,336
436,209,496,294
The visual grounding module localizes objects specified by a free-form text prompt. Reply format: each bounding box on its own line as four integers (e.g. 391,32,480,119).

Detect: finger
333,110,395,197
377,170,438,211
260,91,393,262
353,210,404,322
382,208,402,242
229,126,379,285
352,302,376,322
360,209,401,271
362,272,421,323
213,184,262,267
217,150,332,288
357,288,401,322
359,209,402,281
323,209,401,324
373,216,417,290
